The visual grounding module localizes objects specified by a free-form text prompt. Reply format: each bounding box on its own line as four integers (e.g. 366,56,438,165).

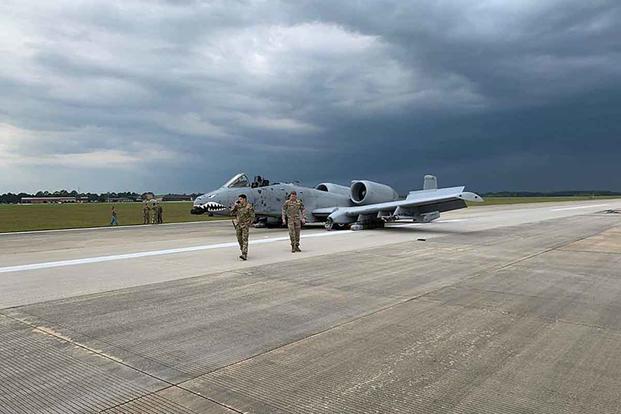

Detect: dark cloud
0,0,619,193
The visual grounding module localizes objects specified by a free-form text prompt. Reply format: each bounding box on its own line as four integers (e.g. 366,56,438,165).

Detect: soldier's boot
291,245,296,253
295,244,301,252
240,253,247,261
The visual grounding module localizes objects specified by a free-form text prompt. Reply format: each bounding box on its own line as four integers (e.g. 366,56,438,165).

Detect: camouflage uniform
282,199,305,252
143,204,150,224
157,205,163,224
231,201,255,258
151,202,157,224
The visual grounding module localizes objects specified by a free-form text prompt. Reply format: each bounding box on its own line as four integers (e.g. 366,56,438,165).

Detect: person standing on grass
151,201,157,224
157,203,163,224
110,206,119,226
143,202,150,224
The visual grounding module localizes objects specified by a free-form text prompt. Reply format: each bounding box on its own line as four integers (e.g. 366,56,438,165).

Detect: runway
1,199,621,413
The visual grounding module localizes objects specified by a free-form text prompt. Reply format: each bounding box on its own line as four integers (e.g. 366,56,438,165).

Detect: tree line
0,190,203,204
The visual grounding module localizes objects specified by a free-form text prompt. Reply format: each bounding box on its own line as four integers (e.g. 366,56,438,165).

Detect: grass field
0,202,224,233
1,196,619,233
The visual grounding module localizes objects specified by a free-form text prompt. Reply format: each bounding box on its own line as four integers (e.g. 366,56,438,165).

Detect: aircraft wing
312,186,483,219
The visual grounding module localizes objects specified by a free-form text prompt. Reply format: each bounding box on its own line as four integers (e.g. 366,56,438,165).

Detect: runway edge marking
0,219,227,236
550,204,608,212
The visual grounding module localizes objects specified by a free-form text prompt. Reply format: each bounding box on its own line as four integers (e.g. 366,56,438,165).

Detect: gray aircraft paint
191,173,482,230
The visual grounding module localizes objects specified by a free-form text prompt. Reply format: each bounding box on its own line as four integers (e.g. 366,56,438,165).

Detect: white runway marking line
0,220,226,236
0,219,465,274
0,230,352,274
550,204,608,212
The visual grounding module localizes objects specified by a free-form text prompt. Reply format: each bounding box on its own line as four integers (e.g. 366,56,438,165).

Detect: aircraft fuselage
192,182,350,223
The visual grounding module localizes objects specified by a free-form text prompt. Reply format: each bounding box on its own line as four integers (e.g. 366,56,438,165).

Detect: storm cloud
1,0,619,193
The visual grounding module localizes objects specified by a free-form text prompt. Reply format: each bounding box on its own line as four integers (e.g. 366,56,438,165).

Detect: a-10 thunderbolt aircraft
191,173,483,230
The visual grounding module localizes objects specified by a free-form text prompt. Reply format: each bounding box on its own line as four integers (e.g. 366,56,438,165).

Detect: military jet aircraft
191,173,483,230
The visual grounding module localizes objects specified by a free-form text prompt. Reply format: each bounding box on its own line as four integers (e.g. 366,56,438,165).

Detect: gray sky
1,0,619,193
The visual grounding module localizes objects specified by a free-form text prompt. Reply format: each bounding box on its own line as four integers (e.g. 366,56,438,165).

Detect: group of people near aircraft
108,202,164,226
143,201,163,224
191,173,484,260
230,191,305,260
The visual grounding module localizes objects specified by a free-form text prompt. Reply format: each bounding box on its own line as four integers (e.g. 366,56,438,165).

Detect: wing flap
312,207,339,216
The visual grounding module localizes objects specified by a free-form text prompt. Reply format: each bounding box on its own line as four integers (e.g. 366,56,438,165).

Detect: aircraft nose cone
190,206,205,215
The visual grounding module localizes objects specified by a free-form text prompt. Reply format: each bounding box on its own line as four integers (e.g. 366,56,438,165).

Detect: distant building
162,194,193,201
21,197,77,204
106,197,136,203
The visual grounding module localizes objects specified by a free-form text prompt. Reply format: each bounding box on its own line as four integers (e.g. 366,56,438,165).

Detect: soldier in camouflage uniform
156,203,163,224
230,194,255,260
143,203,150,224
151,201,158,224
282,191,306,253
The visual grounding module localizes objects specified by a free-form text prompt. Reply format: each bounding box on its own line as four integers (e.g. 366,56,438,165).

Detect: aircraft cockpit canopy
223,173,250,188
222,173,271,189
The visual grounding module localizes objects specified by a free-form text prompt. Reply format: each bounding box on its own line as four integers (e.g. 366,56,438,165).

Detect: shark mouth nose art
202,201,226,211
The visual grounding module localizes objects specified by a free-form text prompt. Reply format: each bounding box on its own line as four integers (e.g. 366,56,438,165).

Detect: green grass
468,195,620,207
0,202,224,233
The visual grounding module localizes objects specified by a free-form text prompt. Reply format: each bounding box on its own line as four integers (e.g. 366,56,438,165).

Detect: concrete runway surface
1,199,621,413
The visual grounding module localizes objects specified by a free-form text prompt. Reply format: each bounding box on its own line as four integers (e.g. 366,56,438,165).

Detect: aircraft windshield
223,173,250,188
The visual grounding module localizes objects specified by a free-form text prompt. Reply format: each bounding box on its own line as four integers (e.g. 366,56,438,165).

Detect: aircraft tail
423,175,437,190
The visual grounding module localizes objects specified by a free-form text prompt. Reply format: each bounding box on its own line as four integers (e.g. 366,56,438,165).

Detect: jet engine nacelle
315,183,351,197
350,180,399,205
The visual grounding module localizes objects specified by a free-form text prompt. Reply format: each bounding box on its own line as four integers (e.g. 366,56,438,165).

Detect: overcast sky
1,0,619,194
